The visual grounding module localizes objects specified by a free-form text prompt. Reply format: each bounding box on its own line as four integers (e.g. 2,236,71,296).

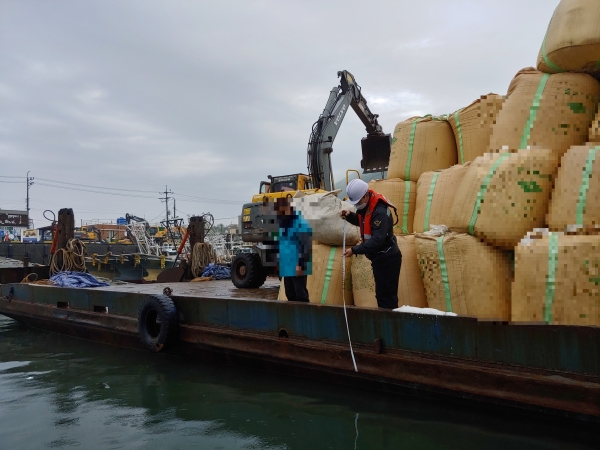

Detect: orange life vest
358,191,398,241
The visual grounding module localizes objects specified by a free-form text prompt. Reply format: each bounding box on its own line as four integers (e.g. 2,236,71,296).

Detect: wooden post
56,208,74,250
187,216,205,259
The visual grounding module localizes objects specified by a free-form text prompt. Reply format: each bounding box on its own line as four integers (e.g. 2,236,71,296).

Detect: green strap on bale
542,30,600,72
405,119,419,180
454,110,465,164
404,115,440,179
321,247,337,304
401,180,412,234
424,172,439,231
541,35,565,73
576,146,600,225
436,235,452,313
544,233,559,324
519,74,550,150
468,152,511,235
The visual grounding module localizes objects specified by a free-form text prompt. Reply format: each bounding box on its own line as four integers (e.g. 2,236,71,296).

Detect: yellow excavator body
250,174,327,202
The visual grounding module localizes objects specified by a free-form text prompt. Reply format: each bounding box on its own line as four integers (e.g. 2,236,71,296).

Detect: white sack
291,191,361,246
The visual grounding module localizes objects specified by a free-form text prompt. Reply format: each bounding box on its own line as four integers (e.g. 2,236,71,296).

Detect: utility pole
26,171,34,228
160,185,173,224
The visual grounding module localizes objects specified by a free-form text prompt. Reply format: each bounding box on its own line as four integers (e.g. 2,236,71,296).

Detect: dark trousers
284,276,309,302
371,248,402,309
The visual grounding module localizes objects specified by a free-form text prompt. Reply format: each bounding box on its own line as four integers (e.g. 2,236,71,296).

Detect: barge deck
1,279,599,423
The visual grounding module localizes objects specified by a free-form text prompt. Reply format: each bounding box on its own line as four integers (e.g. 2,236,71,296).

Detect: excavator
232,70,391,288
74,225,102,242
124,214,166,243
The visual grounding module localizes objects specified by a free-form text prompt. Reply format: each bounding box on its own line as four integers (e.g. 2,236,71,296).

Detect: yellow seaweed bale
351,234,427,309
488,68,600,156
368,178,416,235
388,116,457,182
448,149,559,249
413,163,470,233
415,232,512,320
278,241,353,305
548,143,600,231
537,0,600,75
350,255,377,308
512,232,600,326
448,94,505,164
310,242,353,305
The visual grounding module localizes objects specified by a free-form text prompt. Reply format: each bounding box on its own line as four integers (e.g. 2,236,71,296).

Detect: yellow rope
20,273,55,285
191,242,217,278
50,239,87,275
190,276,212,282
20,273,38,283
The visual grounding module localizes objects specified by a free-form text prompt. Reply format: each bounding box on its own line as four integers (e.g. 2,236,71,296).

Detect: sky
0,0,558,229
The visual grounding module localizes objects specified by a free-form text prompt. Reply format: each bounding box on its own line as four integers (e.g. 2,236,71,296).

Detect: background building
0,209,28,241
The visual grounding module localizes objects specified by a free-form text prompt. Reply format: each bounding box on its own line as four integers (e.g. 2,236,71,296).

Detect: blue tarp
201,263,231,280
50,272,111,288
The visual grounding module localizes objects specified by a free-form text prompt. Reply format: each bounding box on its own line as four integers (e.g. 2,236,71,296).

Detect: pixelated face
275,198,293,216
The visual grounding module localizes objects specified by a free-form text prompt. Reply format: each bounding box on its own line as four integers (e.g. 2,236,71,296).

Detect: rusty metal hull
1,282,599,422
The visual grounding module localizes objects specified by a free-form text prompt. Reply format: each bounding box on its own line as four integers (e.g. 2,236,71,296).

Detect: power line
214,216,238,220
37,177,247,203
29,179,246,204
35,177,158,193
148,210,166,223
35,182,158,199
1,201,25,206
176,192,246,202
28,200,128,215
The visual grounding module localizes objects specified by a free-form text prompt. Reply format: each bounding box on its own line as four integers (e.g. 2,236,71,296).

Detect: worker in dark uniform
339,179,401,309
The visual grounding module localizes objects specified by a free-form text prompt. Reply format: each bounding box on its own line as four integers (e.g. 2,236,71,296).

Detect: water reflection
0,315,597,450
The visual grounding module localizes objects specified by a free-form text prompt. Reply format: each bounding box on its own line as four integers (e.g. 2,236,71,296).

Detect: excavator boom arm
307,70,391,191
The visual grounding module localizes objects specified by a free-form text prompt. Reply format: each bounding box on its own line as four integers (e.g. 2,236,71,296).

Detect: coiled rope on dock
191,242,217,278
50,239,87,275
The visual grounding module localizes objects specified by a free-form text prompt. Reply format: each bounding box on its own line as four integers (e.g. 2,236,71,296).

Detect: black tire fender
137,294,178,352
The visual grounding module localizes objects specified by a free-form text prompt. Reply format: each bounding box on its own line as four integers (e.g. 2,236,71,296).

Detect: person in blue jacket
275,197,312,302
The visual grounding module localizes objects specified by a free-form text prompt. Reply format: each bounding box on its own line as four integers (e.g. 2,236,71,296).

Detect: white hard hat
346,179,369,205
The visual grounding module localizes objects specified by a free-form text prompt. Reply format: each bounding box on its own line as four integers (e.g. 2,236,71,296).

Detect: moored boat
0,279,598,423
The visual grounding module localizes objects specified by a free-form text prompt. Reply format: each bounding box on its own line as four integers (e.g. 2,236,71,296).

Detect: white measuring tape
342,218,358,372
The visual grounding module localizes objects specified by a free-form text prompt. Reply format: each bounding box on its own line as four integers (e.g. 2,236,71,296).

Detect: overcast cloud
1,0,557,228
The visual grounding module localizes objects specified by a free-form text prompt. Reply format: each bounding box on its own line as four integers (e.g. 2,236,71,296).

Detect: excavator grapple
361,133,391,173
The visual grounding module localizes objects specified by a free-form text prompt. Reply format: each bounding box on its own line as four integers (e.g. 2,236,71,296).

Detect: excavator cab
250,174,318,202
360,133,391,174
270,175,298,193
269,174,313,193
259,181,271,194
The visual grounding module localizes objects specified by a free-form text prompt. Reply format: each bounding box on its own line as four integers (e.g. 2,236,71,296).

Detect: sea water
0,315,597,450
